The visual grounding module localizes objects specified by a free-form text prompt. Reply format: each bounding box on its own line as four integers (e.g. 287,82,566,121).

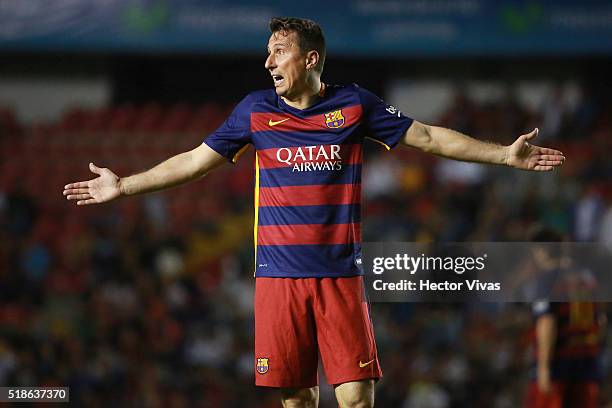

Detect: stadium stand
0,85,611,406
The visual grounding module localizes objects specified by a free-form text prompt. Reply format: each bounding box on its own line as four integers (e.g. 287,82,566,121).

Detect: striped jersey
531,294,605,381
204,83,413,278
531,301,604,381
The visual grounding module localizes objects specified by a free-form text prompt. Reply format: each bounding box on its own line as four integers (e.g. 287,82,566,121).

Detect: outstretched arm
402,121,565,171
63,143,227,205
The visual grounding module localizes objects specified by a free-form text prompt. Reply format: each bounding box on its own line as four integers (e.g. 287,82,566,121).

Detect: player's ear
305,50,319,71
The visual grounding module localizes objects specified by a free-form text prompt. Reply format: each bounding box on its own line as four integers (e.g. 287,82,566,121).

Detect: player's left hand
506,128,565,171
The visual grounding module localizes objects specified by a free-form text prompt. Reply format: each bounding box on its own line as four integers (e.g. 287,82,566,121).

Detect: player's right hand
63,162,121,205
537,366,552,394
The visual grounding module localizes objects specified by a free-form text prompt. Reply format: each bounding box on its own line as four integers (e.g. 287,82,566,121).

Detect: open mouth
272,74,285,87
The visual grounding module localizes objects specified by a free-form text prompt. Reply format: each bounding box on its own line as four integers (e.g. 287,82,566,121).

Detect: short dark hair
269,17,326,73
529,226,563,259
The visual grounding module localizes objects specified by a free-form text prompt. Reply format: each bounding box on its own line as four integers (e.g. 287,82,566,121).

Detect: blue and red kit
525,301,605,408
204,83,413,387
204,83,413,278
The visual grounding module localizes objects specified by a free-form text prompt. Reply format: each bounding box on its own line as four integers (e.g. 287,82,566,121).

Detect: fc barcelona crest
324,109,345,129
256,357,269,374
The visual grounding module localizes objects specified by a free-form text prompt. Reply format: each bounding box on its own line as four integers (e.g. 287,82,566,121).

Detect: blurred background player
526,228,607,408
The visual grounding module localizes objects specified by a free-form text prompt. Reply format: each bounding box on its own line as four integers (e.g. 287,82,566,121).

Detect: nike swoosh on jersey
359,359,374,368
268,118,290,126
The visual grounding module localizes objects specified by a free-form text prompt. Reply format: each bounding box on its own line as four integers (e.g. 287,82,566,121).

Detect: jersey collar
278,82,327,115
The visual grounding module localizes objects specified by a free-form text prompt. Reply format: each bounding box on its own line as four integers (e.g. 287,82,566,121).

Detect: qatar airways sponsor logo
276,144,343,172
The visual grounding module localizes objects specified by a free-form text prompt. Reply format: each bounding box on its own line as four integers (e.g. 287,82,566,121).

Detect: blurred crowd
0,83,611,407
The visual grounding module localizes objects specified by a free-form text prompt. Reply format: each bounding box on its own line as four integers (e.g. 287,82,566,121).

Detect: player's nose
265,54,275,70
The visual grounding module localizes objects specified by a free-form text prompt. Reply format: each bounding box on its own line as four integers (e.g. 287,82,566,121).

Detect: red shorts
254,276,382,388
524,381,599,408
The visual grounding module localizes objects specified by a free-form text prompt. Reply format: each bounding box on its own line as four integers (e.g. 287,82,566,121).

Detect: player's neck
281,78,323,110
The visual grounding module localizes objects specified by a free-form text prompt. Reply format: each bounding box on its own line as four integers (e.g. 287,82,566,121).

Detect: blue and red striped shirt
204,83,413,277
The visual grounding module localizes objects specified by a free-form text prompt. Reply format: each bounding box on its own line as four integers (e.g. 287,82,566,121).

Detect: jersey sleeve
532,300,560,318
357,85,414,150
203,94,253,163
532,300,551,317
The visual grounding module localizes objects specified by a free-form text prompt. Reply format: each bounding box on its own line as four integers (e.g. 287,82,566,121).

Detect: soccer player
528,301,605,408
526,229,606,408
63,17,565,408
